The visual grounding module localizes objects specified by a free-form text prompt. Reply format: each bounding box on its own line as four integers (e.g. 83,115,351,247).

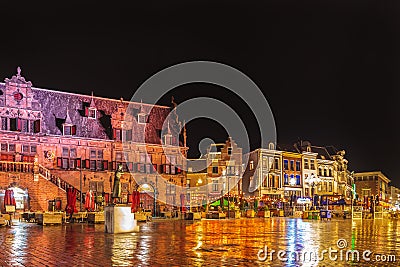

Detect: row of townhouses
0,68,398,214
186,140,399,212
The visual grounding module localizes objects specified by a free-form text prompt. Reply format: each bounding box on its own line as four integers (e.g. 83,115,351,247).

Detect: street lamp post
227,176,230,219
309,174,320,210
154,175,158,217
79,167,82,211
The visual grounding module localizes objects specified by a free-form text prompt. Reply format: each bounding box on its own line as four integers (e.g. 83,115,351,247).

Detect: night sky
0,1,399,186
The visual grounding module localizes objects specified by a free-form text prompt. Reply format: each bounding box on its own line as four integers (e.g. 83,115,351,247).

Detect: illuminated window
113,129,122,141
8,144,15,152
63,124,76,136
304,159,309,169
274,158,279,169
310,159,315,170
1,144,7,151
296,175,301,185
164,135,172,145
88,107,96,119
263,176,268,187
1,117,7,130
21,119,28,133
62,147,69,157
250,160,254,170
212,166,218,174
284,174,289,185
138,114,147,124
290,160,294,171
22,145,29,153
296,161,301,171
212,180,219,192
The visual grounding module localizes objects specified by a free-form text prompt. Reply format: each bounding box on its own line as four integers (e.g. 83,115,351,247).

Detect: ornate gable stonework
0,67,42,123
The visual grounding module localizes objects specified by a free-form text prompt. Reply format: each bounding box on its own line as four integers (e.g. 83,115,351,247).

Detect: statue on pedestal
112,164,123,204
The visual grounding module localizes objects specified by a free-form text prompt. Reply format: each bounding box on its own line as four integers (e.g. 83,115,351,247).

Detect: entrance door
138,184,155,212
140,192,154,210
9,187,28,210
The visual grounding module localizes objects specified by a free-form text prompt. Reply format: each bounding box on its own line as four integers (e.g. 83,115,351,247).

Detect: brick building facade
0,68,186,213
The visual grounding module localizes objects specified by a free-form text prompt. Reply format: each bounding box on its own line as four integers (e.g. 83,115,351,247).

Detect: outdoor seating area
161,211,172,219
87,211,105,224
185,212,202,220
206,211,226,219
35,212,63,225
20,212,37,223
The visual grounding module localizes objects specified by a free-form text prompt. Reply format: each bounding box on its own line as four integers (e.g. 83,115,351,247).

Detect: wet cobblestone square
0,218,399,266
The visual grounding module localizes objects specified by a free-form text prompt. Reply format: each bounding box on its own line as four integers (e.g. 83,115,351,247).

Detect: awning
209,199,229,207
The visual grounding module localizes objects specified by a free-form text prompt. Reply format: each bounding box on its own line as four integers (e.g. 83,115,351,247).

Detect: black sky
0,1,399,186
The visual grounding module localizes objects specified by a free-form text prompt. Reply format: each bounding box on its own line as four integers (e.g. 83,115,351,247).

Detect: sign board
5,205,15,212
297,198,311,205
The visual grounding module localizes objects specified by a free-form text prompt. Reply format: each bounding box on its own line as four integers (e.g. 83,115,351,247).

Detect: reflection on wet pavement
0,218,399,266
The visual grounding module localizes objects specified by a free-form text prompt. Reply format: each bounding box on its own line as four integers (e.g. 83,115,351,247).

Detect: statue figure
112,164,123,203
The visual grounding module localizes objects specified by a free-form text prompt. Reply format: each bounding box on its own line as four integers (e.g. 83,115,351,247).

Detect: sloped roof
0,67,181,145
31,87,178,143
277,143,298,153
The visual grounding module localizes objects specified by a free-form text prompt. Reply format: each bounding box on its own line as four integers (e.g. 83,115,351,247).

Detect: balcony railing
0,161,33,173
38,164,83,203
0,160,84,205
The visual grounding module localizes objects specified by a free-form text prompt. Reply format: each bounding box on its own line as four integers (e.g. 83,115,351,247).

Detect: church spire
89,91,96,108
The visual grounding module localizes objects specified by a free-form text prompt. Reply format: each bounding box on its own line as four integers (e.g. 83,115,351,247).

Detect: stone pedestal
105,205,139,234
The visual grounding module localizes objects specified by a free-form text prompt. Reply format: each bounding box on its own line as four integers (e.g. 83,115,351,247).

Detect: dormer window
84,92,98,119
163,121,173,145
88,107,96,119
137,100,147,124
63,124,76,136
164,134,172,146
138,113,147,124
